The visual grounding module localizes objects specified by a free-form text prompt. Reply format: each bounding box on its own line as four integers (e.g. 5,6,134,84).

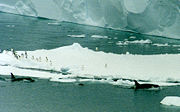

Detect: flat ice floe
161,96,180,106
153,43,169,47
91,35,108,39
116,39,152,45
0,43,180,86
67,34,85,38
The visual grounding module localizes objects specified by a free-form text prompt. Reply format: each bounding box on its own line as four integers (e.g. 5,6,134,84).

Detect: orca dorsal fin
11,73,15,79
134,80,140,86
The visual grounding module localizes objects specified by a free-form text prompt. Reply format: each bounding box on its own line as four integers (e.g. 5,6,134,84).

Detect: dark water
0,79,180,112
1,12,180,112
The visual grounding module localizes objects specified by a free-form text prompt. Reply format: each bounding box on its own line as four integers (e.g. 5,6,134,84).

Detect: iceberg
161,96,180,107
0,0,179,39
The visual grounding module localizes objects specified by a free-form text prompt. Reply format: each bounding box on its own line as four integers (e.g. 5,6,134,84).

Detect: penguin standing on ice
11,49,18,59
25,51,28,58
46,57,48,62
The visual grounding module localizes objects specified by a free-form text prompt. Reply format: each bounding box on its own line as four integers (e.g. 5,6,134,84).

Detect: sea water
1,78,180,112
0,12,180,112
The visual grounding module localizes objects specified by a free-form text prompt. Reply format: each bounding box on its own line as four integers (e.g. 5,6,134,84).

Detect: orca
11,73,35,82
134,80,160,90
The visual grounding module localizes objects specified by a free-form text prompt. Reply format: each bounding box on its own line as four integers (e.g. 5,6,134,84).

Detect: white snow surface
1,43,180,86
161,96,180,106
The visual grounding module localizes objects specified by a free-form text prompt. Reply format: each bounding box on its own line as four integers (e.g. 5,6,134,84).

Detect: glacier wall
0,0,179,39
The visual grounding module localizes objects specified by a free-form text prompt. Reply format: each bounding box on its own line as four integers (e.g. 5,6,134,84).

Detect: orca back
134,80,160,89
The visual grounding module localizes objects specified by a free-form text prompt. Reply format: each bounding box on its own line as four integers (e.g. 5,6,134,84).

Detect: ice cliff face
0,0,179,39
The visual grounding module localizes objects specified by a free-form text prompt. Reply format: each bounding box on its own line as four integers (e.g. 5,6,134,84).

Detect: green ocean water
0,12,180,112
0,12,180,54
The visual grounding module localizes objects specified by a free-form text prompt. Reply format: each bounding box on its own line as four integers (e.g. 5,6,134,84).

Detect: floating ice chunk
129,36,136,39
91,35,108,39
67,34,85,38
161,96,180,106
153,43,169,47
129,39,152,44
109,79,134,87
48,22,60,25
173,45,180,47
116,39,152,45
116,41,128,45
78,79,93,82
